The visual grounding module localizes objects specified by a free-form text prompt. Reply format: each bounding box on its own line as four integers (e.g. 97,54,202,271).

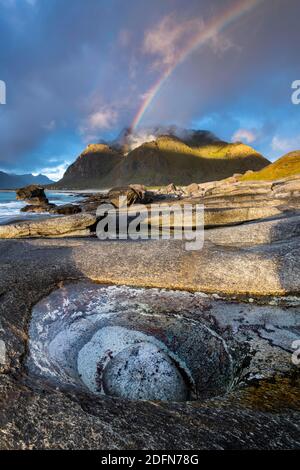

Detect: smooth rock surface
0,278,299,450
205,214,300,246
102,342,189,401
0,213,96,238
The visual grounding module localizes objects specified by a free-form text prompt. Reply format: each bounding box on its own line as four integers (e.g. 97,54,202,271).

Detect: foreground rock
0,267,298,449
0,213,96,238
0,174,298,450
205,214,300,246
141,203,285,229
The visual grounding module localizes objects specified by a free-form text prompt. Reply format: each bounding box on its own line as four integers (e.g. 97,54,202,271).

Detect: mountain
0,172,54,189
102,135,269,187
52,128,270,189
240,150,300,181
55,144,123,189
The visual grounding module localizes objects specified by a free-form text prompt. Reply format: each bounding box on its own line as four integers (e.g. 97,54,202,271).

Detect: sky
0,0,300,180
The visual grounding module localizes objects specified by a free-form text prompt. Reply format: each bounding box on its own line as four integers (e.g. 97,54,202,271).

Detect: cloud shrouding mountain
0,0,300,176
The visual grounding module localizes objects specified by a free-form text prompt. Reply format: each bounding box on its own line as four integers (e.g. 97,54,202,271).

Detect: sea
0,191,82,224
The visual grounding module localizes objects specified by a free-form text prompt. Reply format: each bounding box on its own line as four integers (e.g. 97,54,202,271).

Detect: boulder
0,213,96,238
49,204,82,215
129,184,153,204
129,184,146,197
165,183,177,194
184,183,200,196
108,186,141,208
20,203,82,215
16,185,48,205
21,203,56,213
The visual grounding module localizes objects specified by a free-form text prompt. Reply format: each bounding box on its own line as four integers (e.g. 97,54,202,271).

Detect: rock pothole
26,282,248,402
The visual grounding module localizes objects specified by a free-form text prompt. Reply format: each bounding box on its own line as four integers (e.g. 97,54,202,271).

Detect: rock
156,183,184,199
128,184,153,204
184,183,200,196
80,193,109,213
129,184,146,196
49,204,82,215
1,175,300,450
0,213,96,238
204,206,283,227
108,186,141,208
0,275,299,449
165,183,177,194
136,203,283,231
102,342,189,401
21,203,82,215
16,185,48,205
272,176,300,198
21,203,56,213
205,214,300,246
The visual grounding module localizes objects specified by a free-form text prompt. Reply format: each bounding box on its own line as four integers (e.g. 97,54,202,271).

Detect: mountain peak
107,126,221,153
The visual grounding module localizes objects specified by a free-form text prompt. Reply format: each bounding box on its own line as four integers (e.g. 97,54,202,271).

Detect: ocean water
0,191,82,224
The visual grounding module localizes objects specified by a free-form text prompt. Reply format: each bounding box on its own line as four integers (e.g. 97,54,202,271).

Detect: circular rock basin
27,282,240,402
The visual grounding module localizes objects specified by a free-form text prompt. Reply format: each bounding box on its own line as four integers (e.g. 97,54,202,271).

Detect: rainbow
131,0,264,130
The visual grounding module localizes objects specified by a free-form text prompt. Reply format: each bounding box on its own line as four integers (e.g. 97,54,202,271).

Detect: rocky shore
0,175,299,449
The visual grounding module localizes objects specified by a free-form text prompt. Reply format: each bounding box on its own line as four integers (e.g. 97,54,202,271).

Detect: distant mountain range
0,171,54,189
51,127,270,189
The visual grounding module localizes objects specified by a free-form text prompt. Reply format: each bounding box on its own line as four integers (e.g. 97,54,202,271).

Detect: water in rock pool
0,191,82,224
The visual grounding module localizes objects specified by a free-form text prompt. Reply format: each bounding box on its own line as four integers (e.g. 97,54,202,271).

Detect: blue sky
0,0,300,180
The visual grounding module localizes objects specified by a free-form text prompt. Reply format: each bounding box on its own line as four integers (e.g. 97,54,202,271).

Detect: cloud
88,109,118,130
37,162,70,181
232,129,257,144
143,14,205,69
43,120,56,131
210,32,236,55
142,13,234,70
272,135,300,154
78,106,118,143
